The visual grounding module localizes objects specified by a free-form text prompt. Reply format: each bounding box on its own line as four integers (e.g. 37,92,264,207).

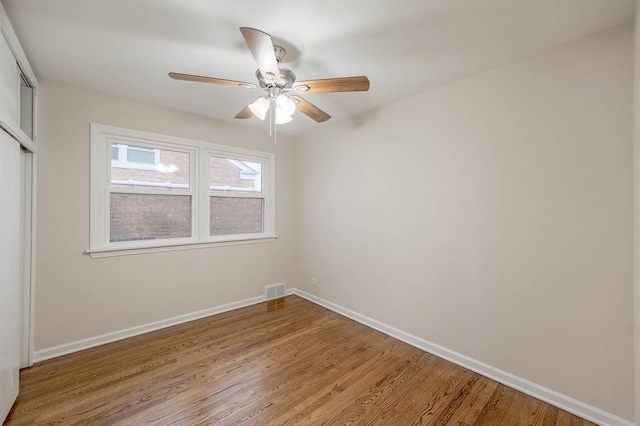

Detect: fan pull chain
269,100,273,137
268,98,277,146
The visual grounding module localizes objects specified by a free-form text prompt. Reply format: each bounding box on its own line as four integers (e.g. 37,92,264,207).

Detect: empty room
0,0,638,425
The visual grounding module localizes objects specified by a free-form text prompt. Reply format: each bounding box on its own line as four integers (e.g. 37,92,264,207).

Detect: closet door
0,129,20,422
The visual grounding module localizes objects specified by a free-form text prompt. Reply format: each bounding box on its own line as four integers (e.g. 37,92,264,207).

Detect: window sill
85,236,277,259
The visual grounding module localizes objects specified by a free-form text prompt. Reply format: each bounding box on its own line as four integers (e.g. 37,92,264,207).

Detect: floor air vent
265,283,286,300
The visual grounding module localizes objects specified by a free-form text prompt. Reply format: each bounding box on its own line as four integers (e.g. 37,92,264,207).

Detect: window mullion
198,147,210,241
263,156,274,236
102,136,111,246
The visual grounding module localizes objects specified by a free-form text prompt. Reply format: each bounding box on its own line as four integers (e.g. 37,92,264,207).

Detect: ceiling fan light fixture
274,94,296,124
275,113,293,124
248,96,269,120
276,94,296,116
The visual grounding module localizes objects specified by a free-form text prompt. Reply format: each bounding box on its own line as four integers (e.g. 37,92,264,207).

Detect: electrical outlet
311,278,319,286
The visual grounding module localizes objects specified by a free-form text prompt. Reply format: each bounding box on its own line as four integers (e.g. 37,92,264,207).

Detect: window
209,156,263,236
89,124,275,257
110,145,191,242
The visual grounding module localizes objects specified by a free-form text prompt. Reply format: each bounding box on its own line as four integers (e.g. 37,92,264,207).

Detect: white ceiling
2,0,636,136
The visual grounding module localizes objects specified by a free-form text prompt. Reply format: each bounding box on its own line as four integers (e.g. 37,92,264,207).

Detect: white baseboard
33,288,633,426
292,289,634,426
34,289,294,363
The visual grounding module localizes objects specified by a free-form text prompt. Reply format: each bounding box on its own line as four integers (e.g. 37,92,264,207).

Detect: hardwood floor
5,295,593,425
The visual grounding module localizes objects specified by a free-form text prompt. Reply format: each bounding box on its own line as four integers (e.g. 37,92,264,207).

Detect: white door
0,129,21,422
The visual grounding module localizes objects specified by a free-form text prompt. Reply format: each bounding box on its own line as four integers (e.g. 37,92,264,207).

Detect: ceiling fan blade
293,76,370,94
234,97,263,119
239,27,282,84
169,72,257,89
234,106,253,119
291,96,331,123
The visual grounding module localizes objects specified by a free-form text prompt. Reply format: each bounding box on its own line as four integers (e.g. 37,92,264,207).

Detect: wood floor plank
5,295,595,425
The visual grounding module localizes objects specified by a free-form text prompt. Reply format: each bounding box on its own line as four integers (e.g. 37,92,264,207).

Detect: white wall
35,80,296,351
295,25,634,421
633,1,640,422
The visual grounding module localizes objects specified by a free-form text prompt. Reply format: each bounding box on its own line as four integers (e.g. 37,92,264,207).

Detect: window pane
110,193,191,242
111,145,119,160
111,145,190,193
210,156,262,197
126,145,155,164
210,197,263,235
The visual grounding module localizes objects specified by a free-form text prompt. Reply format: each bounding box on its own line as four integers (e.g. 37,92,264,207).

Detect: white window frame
88,123,276,258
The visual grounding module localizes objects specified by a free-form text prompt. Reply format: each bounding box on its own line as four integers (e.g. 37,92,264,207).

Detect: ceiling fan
169,27,370,125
